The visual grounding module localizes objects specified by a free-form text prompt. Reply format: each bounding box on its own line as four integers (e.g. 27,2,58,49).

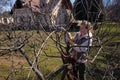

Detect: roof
62,0,73,10
11,0,73,13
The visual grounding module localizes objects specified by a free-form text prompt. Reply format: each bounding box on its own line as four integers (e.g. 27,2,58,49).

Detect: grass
0,22,120,80
0,30,64,80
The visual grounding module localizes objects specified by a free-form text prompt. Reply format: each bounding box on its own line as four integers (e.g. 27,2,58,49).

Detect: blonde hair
79,20,93,33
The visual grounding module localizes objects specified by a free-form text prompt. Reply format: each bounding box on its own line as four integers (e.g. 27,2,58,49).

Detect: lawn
0,22,120,80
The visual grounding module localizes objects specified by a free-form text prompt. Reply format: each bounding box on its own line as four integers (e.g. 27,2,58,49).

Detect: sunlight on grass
0,22,120,80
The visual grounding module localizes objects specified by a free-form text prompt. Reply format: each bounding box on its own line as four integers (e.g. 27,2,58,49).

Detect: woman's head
77,20,93,34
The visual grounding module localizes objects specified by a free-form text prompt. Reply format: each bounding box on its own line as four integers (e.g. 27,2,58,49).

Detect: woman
66,20,93,80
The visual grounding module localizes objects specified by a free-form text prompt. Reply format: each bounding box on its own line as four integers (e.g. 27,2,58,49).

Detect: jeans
72,59,85,80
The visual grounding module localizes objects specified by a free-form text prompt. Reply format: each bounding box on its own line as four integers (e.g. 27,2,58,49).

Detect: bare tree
0,0,120,80
106,0,120,21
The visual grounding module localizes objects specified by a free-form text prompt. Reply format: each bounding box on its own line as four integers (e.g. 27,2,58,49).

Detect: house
0,12,14,31
11,0,73,29
13,7,35,28
0,12,14,24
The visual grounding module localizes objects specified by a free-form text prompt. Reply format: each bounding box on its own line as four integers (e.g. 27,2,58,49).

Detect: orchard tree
0,0,120,80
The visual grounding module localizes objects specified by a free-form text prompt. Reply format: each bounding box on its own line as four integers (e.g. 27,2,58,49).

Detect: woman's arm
73,38,92,52
64,32,73,44
72,32,93,52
